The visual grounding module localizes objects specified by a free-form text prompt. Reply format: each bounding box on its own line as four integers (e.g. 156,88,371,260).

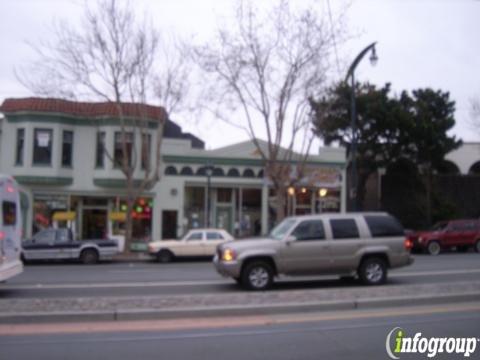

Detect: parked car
22,228,119,264
214,212,414,290
409,219,480,255
148,228,234,263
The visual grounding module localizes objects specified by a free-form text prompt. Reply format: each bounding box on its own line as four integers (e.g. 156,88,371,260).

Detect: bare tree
194,0,345,221
17,0,187,253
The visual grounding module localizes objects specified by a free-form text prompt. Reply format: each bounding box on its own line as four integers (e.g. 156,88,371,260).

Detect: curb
1,291,479,324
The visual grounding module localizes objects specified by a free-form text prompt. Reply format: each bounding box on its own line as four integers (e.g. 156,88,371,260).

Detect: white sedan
148,228,235,263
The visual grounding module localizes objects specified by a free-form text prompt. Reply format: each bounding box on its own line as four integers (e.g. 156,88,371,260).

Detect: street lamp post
345,42,378,211
205,162,214,227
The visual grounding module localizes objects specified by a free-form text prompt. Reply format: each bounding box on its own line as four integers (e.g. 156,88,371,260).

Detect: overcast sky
0,0,479,149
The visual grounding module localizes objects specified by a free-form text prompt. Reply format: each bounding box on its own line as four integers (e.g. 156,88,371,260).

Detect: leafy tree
310,82,410,209
310,82,461,213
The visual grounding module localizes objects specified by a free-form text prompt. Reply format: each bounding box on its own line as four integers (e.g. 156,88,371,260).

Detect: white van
0,175,23,282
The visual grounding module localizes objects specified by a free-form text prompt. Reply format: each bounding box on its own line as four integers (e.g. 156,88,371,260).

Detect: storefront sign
52,211,76,221
109,212,127,222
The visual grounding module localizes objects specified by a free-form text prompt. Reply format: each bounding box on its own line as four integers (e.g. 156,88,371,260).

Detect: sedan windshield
269,218,297,240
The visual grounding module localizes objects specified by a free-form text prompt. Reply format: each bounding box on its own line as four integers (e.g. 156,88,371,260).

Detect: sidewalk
1,280,479,324
112,252,151,262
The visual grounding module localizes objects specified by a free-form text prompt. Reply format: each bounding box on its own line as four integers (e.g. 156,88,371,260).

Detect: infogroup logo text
386,327,479,358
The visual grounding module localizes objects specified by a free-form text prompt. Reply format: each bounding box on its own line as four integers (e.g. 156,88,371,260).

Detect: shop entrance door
216,206,233,234
82,209,107,239
162,210,178,239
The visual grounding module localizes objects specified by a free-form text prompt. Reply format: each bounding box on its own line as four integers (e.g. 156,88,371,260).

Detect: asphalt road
1,252,479,299
1,303,479,360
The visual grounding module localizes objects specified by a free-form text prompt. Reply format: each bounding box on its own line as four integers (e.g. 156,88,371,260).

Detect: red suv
411,219,480,255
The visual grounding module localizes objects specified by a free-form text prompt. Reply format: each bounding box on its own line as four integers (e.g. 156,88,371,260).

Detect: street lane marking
392,268,480,277
3,268,480,290
0,302,479,338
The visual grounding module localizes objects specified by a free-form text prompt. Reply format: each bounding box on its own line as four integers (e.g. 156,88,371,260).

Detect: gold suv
214,212,414,290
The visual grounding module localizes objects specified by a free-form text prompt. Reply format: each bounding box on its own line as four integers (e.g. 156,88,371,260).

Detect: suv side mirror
285,235,296,244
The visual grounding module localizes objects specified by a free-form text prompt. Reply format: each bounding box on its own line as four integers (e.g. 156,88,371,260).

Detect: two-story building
0,98,347,248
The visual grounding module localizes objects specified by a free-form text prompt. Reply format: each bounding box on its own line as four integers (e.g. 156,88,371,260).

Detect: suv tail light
0,231,4,240
404,238,413,251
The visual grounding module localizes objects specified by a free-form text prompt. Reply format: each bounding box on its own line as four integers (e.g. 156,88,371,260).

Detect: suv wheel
80,249,99,264
241,261,273,290
156,250,174,263
358,258,387,285
427,241,441,256
475,240,480,253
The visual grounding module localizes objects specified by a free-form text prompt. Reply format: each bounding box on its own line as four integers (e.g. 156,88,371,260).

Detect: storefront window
110,197,153,241
240,189,261,237
184,187,205,230
217,188,232,203
32,194,69,234
316,189,341,213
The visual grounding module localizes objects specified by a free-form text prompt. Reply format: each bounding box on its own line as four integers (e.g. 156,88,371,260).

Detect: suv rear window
2,201,17,226
364,215,404,237
330,219,359,239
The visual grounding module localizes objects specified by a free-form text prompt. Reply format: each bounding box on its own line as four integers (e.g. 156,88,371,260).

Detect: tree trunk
356,171,371,211
275,185,286,224
123,197,135,255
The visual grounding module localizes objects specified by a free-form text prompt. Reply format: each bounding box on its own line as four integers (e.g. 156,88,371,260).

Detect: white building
0,98,346,248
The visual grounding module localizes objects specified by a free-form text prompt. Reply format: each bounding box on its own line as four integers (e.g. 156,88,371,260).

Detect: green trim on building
93,178,145,188
163,155,345,167
5,113,159,129
14,176,73,186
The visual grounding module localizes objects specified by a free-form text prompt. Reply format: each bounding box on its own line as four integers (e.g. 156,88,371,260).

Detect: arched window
243,168,255,178
257,169,264,178
436,160,460,175
180,166,194,176
227,168,240,177
196,167,206,176
164,166,178,175
469,161,480,175
212,167,224,176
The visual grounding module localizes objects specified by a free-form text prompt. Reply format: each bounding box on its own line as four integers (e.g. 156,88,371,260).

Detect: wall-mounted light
287,187,295,196
170,188,178,196
319,188,328,197
301,187,307,194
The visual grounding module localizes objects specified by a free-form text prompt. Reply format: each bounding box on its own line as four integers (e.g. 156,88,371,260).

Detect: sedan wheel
241,261,273,290
427,241,441,256
80,249,99,264
475,240,480,253
156,250,174,263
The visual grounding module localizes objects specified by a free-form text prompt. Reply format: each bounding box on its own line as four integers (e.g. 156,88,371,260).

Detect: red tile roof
0,97,167,121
